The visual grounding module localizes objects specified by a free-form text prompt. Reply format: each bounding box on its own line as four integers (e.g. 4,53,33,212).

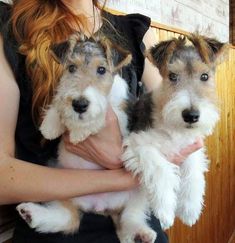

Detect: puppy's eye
169,72,178,82
200,73,209,81
97,66,106,75
68,64,77,73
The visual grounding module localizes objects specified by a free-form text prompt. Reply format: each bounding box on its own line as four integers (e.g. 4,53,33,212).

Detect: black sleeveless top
0,2,168,243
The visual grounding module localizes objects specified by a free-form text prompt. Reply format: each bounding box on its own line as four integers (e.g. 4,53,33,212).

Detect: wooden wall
150,24,235,243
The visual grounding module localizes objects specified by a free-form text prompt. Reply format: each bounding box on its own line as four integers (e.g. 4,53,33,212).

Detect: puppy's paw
157,209,175,230
134,228,157,243
118,226,156,243
16,203,44,230
177,202,202,226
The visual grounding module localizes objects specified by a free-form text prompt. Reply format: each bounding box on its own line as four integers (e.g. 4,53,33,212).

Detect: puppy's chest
159,132,196,155
129,129,196,156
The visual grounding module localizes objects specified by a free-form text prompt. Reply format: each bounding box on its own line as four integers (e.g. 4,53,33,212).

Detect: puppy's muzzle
182,109,200,124
72,98,90,114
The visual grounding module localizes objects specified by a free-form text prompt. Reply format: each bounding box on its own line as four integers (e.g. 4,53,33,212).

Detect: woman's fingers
62,105,123,169
168,138,204,166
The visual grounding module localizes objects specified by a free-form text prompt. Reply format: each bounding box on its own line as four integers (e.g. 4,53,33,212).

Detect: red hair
11,0,100,123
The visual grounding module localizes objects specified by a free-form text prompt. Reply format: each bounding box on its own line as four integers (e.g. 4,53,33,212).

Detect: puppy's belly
57,142,132,212
72,191,132,213
58,141,103,170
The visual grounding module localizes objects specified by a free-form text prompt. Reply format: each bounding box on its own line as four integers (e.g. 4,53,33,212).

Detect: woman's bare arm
142,27,163,91
0,35,137,205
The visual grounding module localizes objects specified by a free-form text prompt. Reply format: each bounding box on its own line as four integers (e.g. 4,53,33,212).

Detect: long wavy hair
11,0,103,123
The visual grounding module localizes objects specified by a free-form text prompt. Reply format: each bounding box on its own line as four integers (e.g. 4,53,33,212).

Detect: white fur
17,201,77,233
109,74,129,137
40,107,65,140
122,85,219,230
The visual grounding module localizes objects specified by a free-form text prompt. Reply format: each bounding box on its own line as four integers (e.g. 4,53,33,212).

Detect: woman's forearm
0,154,136,205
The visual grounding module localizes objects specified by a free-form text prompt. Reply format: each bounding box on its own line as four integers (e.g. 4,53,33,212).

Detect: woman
0,0,203,242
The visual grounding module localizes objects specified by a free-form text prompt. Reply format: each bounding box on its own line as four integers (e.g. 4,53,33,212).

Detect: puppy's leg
123,144,180,230
40,106,65,140
17,200,80,234
117,191,157,243
176,148,208,226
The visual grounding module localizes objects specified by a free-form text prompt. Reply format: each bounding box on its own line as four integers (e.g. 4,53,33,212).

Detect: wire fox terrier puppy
16,33,133,234
16,34,156,243
123,34,227,230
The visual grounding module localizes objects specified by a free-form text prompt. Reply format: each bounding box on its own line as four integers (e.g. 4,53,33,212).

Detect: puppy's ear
188,34,228,64
203,37,229,64
50,41,70,64
146,38,179,76
40,106,65,140
99,37,132,74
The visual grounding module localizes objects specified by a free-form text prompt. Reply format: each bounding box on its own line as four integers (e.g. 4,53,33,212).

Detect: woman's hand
168,138,204,166
63,106,123,170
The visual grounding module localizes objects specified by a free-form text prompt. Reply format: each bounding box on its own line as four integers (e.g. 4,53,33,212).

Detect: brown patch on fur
146,36,186,77
119,100,128,111
99,37,114,71
187,34,211,64
60,200,80,234
114,53,132,73
100,37,132,73
187,33,229,64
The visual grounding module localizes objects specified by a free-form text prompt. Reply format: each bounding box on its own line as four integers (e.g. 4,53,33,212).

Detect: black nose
72,98,89,114
182,109,200,123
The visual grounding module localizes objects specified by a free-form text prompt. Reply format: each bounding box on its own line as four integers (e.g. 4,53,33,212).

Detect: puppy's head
40,33,131,141
147,34,228,136
40,34,131,143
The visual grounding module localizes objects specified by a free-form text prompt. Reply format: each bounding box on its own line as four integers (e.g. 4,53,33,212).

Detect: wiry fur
123,34,226,230
17,34,156,243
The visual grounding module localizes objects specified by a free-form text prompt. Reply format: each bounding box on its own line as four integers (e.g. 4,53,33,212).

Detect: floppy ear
40,106,65,140
99,37,132,74
203,37,229,64
50,41,70,64
146,39,177,76
187,33,228,64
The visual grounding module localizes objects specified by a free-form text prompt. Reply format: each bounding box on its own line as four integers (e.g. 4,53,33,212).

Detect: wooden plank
228,230,235,243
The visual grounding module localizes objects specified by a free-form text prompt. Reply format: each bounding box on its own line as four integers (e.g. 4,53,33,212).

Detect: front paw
134,228,157,243
119,227,157,243
157,209,175,230
176,202,202,226
16,203,44,230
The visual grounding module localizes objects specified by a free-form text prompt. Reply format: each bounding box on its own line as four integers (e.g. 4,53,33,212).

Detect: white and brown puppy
16,34,156,243
123,34,227,230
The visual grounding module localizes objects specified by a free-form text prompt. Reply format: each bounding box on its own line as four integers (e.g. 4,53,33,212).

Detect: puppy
123,34,227,230
17,33,157,243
